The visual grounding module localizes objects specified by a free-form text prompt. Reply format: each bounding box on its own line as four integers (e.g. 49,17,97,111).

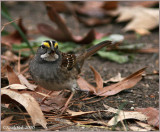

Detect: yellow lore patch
54,42,58,48
43,42,50,48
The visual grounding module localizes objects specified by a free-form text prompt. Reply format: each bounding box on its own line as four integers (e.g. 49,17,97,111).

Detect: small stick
1,18,19,31
18,50,21,73
40,91,53,104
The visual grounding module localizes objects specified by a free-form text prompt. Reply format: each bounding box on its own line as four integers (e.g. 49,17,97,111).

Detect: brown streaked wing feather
61,53,76,70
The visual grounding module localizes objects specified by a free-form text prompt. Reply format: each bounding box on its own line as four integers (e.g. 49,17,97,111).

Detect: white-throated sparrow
29,40,114,112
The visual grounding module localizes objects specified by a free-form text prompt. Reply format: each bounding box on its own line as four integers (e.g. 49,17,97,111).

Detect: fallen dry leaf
75,1,117,27
77,75,96,93
44,1,69,13
108,6,159,35
1,89,47,128
2,84,27,90
99,67,146,96
135,121,156,131
6,66,36,91
104,104,147,126
129,125,148,131
75,1,117,17
43,91,69,110
90,66,103,91
1,19,27,45
38,7,96,44
18,74,37,91
6,65,21,85
1,116,13,131
135,107,159,128
77,66,146,97
103,72,124,84
66,109,97,117
77,17,111,27
75,1,106,18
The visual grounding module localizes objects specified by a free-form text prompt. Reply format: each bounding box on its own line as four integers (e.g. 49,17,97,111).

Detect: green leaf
1,30,9,36
58,42,79,53
97,51,130,64
1,9,34,54
20,51,34,57
12,42,39,57
12,42,38,50
1,2,10,16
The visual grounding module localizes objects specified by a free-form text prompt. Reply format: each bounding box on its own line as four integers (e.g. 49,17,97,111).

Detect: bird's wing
61,53,76,70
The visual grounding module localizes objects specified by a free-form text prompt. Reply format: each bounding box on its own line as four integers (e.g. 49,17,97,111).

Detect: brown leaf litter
1,116,13,131
38,6,107,44
108,6,159,35
77,66,146,97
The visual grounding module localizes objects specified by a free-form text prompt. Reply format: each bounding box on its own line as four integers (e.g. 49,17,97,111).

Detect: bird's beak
47,48,55,54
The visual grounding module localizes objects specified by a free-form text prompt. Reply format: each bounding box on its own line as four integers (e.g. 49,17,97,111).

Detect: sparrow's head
41,40,58,51
37,40,59,62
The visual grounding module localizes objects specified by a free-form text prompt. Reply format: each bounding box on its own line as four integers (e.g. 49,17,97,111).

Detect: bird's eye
41,45,45,49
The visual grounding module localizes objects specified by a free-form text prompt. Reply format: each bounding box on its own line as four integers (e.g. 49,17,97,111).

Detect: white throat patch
41,53,59,61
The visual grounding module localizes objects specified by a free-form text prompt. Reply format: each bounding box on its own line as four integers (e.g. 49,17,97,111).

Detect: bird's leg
40,91,53,104
59,80,78,115
60,90,75,115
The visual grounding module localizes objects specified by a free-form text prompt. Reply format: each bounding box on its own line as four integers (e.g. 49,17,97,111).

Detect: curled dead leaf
2,84,27,90
77,76,96,93
90,66,103,91
38,7,96,44
135,121,156,131
1,89,47,128
103,73,124,84
44,1,69,13
98,67,146,96
18,74,37,91
6,65,21,85
77,66,146,97
135,107,159,128
108,6,159,35
104,104,147,126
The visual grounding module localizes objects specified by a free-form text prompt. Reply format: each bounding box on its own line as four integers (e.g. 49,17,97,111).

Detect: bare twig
21,67,29,74
40,91,53,104
18,50,21,74
1,18,19,31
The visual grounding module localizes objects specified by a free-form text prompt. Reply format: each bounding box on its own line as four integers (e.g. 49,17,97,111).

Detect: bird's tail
76,40,116,72
84,40,113,59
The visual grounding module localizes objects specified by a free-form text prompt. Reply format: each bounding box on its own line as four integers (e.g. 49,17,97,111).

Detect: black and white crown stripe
50,41,55,49
41,40,55,49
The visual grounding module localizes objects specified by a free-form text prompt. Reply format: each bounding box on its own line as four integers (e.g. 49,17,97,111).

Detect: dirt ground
1,1,159,131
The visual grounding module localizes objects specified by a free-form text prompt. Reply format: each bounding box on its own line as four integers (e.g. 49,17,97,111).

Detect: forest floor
1,1,159,131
